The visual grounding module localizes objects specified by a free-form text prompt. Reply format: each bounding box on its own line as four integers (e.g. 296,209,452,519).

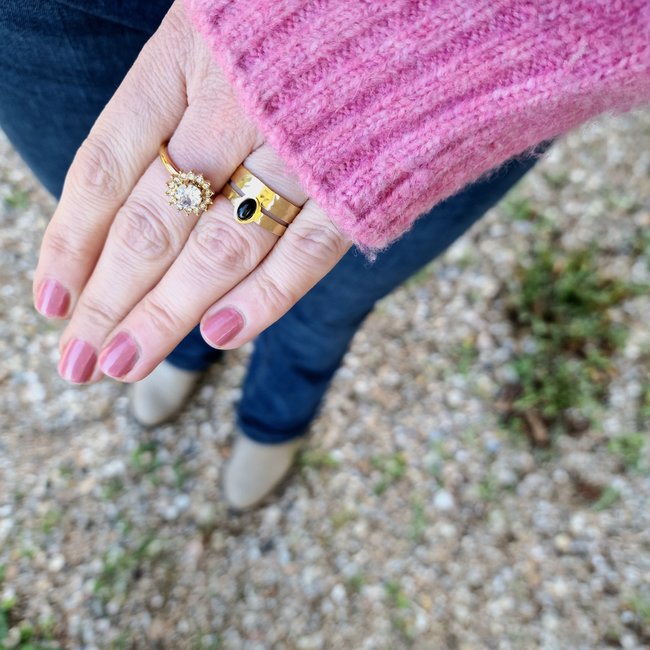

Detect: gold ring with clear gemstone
222,165,301,237
160,143,214,216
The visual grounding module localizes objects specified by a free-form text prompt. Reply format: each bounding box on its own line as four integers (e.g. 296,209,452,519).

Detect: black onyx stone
237,198,258,221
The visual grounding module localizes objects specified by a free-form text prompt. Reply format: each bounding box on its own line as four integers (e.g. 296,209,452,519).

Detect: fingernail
202,307,244,347
98,331,139,378
59,338,97,384
35,279,70,318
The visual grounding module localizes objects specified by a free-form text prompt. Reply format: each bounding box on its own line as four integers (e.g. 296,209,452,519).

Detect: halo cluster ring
165,171,214,216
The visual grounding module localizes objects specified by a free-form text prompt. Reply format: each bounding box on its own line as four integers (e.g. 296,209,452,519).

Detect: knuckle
72,135,125,199
287,220,348,264
254,270,296,312
113,199,174,261
44,227,91,265
191,218,258,274
78,295,123,330
139,295,183,339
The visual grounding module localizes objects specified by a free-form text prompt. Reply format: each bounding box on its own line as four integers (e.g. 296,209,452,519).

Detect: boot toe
222,434,304,510
130,361,202,427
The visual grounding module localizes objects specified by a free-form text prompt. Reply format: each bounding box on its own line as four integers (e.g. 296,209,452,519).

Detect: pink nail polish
98,331,139,378
35,279,70,318
202,307,244,347
59,339,97,384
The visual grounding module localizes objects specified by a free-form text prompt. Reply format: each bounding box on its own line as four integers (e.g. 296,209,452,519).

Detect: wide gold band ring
222,165,301,237
160,143,215,216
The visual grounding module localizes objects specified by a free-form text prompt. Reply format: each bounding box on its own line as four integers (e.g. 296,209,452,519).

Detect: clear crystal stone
175,183,202,211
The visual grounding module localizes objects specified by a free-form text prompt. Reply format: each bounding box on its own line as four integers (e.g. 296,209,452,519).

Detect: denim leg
0,0,218,369
0,0,171,197
165,324,224,371
238,148,550,443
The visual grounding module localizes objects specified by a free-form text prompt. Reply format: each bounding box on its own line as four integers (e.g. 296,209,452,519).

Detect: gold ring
222,165,301,237
160,143,214,216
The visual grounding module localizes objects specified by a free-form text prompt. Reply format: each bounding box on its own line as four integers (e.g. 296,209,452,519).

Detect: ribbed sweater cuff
185,0,650,250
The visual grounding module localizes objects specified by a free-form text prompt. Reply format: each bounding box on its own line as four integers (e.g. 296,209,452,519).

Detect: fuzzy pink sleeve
184,0,650,250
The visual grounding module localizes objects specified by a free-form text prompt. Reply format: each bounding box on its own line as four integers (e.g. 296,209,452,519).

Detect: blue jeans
0,0,545,443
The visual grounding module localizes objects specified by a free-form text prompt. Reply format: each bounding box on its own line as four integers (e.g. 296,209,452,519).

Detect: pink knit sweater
185,0,650,250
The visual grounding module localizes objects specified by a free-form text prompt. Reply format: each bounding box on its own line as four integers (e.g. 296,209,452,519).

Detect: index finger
32,5,189,319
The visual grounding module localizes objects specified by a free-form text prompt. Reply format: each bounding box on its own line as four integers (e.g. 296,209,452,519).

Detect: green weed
385,582,416,644
39,509,62,535
502,196,537,221
608,433,646,472
94,536,163,606
450,338,478,375
345,573,365,594
4,190,29,210
501,235,646,442
591,486,621,511
101,477,125,501
385,581,411,609
297,449,340,471
371,453,407,495
0,569,59,649
478,473,500,502
130,441,160,474
409,499,428,542
628,592,650,631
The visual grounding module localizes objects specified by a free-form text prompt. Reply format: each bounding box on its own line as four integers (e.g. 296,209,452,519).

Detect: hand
32,0,351,384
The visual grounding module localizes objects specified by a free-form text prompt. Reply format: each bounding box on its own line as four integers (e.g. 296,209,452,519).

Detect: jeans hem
238,417,310,445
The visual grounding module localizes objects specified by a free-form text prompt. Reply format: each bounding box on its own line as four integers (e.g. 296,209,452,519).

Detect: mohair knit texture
184,0,650,251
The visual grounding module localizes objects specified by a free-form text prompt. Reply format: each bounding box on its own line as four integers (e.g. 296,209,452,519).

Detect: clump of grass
192,633,223,649
502,196,537,221
626,591,650,642
345,573,365,594
0,565,61,649
297,448,340,471
173,458,191,489
4,189,30,210
409,499,428,542
385,581,411,609
130,441,160,474
384,581,416,643
591,485,621,511
101,477,125,501
500,233,646,444
371,453,407,495
629,593,650,628
450,338,478,375
94,536,165,607
478,473,500,502
608,433,646,473
39,509,62,535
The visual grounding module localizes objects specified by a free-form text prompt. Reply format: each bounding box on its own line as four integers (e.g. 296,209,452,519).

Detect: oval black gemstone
237,198,258,221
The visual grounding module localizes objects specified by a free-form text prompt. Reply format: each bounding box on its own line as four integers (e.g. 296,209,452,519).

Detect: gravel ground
0,109,649,650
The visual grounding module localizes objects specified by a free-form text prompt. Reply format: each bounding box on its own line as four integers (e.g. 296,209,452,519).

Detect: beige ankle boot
129,360,202,427
223,433,306,511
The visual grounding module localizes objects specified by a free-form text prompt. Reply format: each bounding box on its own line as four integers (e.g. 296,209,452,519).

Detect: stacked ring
159,143,301,237
222,165,301,237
